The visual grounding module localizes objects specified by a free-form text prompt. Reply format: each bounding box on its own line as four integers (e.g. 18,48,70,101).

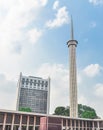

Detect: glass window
26,78,29,81
22,78,25,81
38,80,40,86
26,82,28,85
34,80,36,83
45,81,48,87
22,81,24,85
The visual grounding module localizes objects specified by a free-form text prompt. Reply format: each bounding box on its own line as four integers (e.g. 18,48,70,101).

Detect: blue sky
0,0,103,117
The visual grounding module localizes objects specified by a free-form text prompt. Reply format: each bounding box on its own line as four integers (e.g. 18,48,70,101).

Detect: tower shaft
69,41,78,117
67,17,78,118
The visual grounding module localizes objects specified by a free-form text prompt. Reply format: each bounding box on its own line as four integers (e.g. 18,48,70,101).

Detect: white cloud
46,6,70,28
40,0,48,6
89,0,103,5
94,83,103,97
83,64,101,77
78,95,88,105
0,0,48,55
53,1,59,10
36,63,69,113
0,0,49,80
27,29,42,44
0,73,17,110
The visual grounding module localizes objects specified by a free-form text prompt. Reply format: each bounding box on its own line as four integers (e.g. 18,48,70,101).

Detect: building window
34,80,36,83
22,78,25,85
22,81,25,85
26,82,28,85
30,79,32,82
42,81,44,87
45,81,48,87
26,78,29,82
22,78,25,81
38,80,40,86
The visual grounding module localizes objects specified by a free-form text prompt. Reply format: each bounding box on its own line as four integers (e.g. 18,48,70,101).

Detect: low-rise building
0,109,103,130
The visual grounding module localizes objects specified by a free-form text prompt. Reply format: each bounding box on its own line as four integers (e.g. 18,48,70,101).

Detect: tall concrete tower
67,17,78,117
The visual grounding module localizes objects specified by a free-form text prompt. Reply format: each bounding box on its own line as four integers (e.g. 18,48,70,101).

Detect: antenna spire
71,15,74,40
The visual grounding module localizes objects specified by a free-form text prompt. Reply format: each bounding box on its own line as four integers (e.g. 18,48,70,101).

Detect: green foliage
19,107,32,112
54,106,70,116
54,104,98,119
64,107,70,116
78,104,98,119
82,111,97,119
54,107,65,115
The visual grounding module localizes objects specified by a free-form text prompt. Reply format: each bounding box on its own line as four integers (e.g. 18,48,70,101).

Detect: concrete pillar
3,113,7,130
26,116,29,130
47,116,48,130
85,121,87,130
66,119,68,130
47,77,50,115
11,114,15,130
33,116,36,130
92,121,94,130
97,121,100,130
82,120,84,129
61,119,63,130
74,120,76,130
78,120,80,130
19,115,22,130
70,119,72,130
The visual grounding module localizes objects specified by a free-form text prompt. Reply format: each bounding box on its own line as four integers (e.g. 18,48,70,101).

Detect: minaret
67,16,78,117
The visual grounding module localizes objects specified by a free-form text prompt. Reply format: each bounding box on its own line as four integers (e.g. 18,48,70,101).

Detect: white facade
16,73,50,114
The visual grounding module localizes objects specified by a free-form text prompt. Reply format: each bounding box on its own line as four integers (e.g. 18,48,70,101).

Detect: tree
54,104,98,119
54,107,65,116
54,106,70,116
78,104,98,119
19,107,32,112
82,111,97,119
64,106,70,116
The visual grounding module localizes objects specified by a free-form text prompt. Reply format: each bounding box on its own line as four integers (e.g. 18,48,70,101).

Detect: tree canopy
54,104,98,119
54,106,70,116
78,104,98,119
19,107,32,112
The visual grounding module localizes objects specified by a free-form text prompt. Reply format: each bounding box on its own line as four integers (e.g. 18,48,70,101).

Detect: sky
0,0,103,118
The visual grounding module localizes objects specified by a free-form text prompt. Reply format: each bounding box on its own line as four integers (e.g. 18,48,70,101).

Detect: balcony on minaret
67,40,78,47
